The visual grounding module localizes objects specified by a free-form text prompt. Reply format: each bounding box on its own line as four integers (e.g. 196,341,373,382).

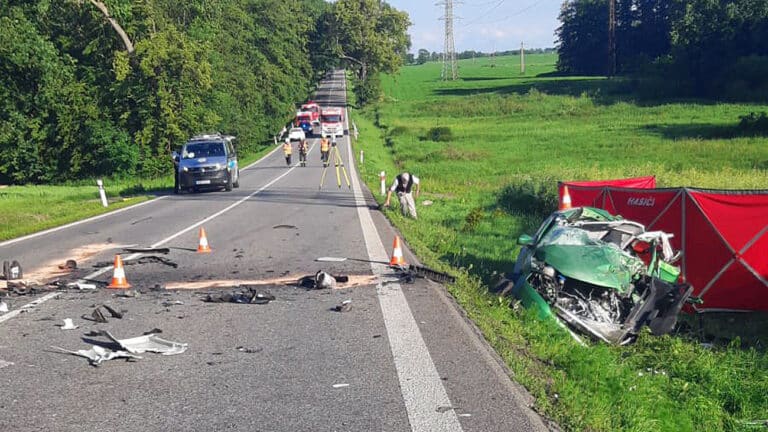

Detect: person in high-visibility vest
298,139,309,167
283,139,292,166
320,137,330,167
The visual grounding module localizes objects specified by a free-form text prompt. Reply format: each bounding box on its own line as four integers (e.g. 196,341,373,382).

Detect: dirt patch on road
1,242,124,290
165,274,379,290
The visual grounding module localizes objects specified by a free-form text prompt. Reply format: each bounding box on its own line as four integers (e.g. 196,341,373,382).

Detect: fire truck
300,101,321,125
320,107,344,138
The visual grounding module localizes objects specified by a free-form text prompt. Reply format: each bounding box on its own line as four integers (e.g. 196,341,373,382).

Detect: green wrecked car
497,207,693,345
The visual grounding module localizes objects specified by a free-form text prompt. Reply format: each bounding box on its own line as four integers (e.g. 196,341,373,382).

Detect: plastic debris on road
52,345,142,366
103,330,188,355
0,301,8,313
333,299,352,313
204,287,275,305
0,359,15,369
60,318,78,330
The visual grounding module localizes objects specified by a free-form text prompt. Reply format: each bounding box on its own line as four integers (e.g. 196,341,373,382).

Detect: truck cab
295,111,314,135
320,107,344,138
300,101,321,125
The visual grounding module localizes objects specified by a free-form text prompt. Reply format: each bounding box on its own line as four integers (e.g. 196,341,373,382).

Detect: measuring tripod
319,140,351,189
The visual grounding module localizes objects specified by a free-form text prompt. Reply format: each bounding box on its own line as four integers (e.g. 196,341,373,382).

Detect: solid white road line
0,141,283,249
344,81,463,430
0,292,60,324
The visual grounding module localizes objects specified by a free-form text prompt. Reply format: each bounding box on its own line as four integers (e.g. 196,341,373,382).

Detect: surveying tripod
319,139,351,189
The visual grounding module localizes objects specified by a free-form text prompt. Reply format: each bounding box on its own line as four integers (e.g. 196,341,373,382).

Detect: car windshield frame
182,141,226,159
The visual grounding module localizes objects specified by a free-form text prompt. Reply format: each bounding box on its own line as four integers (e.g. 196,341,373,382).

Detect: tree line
556,0,768,99
0,0,410,184
408,48,556,65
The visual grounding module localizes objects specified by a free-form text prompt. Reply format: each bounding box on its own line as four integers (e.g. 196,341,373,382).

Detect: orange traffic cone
197,227,212,253
389,235,406,267
560,185,572,210
107,255,131,289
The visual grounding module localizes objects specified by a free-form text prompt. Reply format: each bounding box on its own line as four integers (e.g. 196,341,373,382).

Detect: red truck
300,101,321,125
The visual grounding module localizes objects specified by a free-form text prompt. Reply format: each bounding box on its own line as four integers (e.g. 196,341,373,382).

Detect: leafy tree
417,48,430,64
556,0,609,75
325,0,411,105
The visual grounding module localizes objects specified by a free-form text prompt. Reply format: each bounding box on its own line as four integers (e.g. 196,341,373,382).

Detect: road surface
0,70,549,432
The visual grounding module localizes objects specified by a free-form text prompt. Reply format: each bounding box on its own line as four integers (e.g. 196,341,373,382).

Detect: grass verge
349,54,768,431
0,143,276,242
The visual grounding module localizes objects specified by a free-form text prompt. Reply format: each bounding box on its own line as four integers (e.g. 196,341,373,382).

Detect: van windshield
183,142,225,159
321,114,341,123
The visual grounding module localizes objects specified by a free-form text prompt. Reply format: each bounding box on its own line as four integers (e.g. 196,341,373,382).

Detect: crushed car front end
503,207,693,344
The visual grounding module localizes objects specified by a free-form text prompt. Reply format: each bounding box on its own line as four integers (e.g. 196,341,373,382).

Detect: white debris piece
103,330,187,355
0,301,8,313
61,318,78,330
52,345,142,366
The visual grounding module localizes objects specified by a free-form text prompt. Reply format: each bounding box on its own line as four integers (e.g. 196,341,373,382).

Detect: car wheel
225,173,233,191
233,170,240,188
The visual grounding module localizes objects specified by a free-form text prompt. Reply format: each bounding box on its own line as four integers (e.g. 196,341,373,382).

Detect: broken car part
102,330,187,355
60,318,78,330
2,260,23,280
52,345,142,366
333,299,352,312
0,301,8,313
87,304,124,323
122,247,170,254
315,271,336,289
203,287,275,305
407,265,456,284
57,260,77,270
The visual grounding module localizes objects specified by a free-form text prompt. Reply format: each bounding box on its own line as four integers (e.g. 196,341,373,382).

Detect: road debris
60,318,78,330
315,271,336,289
272,224,298,229
204,287,275,305
407,265,456,284
102,330,188,355
0,359,15,369
162,300,184,307
122,247,170,254
235,346,262,354
94,255,178,269
143,328,163,335
0,301,8,313
333,299,353,313
52,345,142,366
332,383,349,388
87,304,124,323
67,282,97,290
2,260,23,280
57,260,77,270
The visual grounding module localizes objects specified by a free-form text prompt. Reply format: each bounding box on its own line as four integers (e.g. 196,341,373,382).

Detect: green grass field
350,54,768,431
0,146,274,242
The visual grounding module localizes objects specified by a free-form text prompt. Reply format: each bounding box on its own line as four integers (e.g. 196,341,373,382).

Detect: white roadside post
379,171,386,196
360,150,364,164
97,179,108,207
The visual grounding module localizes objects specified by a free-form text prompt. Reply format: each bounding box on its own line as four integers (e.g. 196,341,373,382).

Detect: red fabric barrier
560,179,768,311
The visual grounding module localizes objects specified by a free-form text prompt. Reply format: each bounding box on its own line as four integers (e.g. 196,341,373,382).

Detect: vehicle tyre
225,173,233,191
233,170,240,188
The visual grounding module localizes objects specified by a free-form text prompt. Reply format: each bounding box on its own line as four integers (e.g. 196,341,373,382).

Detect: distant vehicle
496,206,693,345
320,107,344,138
288,127,306,142
300,101,321,125
172,133,239,194
295,111,313,135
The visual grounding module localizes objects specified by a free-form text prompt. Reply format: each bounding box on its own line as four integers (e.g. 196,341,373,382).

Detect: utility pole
520,42,525,74
437,0,458,80
608,0,616,77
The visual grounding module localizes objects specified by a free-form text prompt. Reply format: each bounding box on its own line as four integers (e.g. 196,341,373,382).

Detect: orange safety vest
320,139,329,151
283,142,292,155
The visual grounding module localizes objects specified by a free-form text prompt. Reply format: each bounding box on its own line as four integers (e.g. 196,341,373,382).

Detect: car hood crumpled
535,243,643,293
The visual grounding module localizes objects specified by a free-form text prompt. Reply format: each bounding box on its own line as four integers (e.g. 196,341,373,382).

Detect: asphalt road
0,70,549,432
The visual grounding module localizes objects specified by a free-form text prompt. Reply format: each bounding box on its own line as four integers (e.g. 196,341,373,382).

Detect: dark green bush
427,126,453,142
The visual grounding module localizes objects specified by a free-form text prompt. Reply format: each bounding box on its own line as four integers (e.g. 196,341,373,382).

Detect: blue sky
385,0,562,53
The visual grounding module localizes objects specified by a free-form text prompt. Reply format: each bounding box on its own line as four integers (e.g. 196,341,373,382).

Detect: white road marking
0,292,60,324
0,143,282,249
343,71,463,431
0,143,309,325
